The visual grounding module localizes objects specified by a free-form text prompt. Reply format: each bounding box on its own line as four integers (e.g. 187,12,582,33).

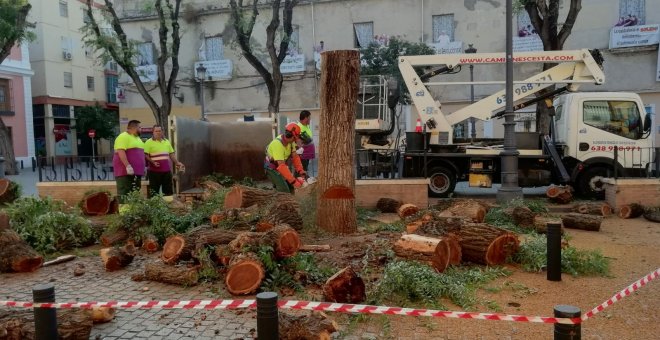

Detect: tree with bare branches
0,0,32,175
519,0,582,135
82,0,182,132
229,0,299,135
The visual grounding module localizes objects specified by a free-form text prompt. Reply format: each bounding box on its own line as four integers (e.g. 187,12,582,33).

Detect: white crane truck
357,49,655,198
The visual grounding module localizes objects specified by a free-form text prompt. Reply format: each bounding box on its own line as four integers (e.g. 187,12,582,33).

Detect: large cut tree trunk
144,261,199,286
561,213,602,231
0,213,43,273
100,229,129,247
224,185,299,210
261,201,303,230
322,266,366,303
162,227,241,265
316,50,360,234
546,185,573,204
454,224,519,265
100,244,136,271
618,203,644,219
80,191,112,216
228,225,301,260
438,200,489,223
393,234,454,273
0,309,93,340
572,202,612,216
225,252,265,295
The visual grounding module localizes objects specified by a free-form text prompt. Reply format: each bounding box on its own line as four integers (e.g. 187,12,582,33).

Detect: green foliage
256,246,336,292
356,207,378,229
0,0,34,62
513,234,610,276
373,261,511,309
74,104,119,141
200,173,257,188
5,197,93,253
360,37,436,103
256,246,302,292
365,220,405,233
197,247,220,282
485,199,548,233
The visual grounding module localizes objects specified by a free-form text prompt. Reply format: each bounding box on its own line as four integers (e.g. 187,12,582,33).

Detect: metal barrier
37,156,115,182
611,147,660,179
355,149,401,179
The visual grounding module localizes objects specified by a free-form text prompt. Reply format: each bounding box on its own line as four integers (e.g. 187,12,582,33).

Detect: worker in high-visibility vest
296,110,315,175
265,122,307,191
144,125,184,199
113,120,145,207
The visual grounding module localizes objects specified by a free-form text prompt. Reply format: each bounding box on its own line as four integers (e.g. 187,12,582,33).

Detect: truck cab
554,92,654,197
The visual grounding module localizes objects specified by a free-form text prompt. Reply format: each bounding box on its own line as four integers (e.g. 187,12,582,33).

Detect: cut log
213,245,232,266
561,213,602,231
444,233,462,266
438,200,488,223
643,210,660,223
454,224,519,265
405,220,424,234
533,216,565,234
572,202,612,216
210,213,226,226
255,221,274,232
100,229,129,247
144,261,199,286
261,201,304,230
42,255,77,267
224,185,299,210
141,234,159,253
161,234,195,264
0,221,44,273
80,191,112,216
546,185,573,204
398,203,420,219
507,206,537,227
618,203,645,219
0,179,17,205
415,216,468,236
278,311,339,340
100,244,136,271
0,309,93,340
393,234,452,272
225,252,265,295
108,197,120,214
323,266,365,303
299,244,331,252
229,225,301,260
91,307,116,324
376,198,402,213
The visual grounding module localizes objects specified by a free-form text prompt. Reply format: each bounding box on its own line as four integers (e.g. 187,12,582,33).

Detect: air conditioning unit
62,51,72,60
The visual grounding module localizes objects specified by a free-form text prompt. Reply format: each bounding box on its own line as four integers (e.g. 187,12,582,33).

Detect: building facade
111,0,660,143
0,44,35,167
29,0,119,158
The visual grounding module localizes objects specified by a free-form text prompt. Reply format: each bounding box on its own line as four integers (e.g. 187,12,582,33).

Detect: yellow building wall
119,106,202,130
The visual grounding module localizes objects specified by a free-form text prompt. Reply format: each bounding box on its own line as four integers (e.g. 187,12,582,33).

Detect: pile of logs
0,213,43,273
546,185,573,204
223,185,304,230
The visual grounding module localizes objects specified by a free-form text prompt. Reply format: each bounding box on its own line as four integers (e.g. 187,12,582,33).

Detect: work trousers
116,175,142,203
148,171,174,197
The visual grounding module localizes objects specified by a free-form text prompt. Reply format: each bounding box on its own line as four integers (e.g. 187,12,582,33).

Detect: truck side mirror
643,114,652,133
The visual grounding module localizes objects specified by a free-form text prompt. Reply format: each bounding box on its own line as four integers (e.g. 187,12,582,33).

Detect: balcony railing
37,156,115,182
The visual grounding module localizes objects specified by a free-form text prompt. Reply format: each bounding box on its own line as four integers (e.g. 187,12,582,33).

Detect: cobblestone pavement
0,253,258,339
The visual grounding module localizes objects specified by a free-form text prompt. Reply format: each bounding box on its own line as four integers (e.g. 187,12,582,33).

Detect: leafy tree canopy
0,0,33,62
74,104,118,141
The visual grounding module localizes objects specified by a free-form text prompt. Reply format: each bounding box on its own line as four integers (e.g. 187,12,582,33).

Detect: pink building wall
0,44,33,160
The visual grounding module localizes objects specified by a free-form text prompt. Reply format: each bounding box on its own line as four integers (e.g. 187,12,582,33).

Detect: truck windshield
583,100,642,140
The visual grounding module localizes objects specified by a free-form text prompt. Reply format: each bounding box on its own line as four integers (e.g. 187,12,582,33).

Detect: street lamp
196,64,207,121
465,44,477,142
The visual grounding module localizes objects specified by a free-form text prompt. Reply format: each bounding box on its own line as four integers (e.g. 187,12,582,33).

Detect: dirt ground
302,213,660,339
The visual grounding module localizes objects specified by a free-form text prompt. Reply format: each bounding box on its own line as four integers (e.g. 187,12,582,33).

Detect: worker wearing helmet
265,122,307,191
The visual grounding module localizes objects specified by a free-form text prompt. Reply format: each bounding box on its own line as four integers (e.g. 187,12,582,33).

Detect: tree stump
438,200,488,223
454,224,519,265
546,185,573,204
393,234,453,273
397,203,420,219
572,202,612,216
0,216,43,273
224,185,299,210
141,234,159,253
279,311,339,340
0,309,93,340
322,266,366,303
100,244,136,271
376,198,403,213
561,213,602,231
80,191,112,216
144,261,199,286
316,50,360,235
100,229,129,247
618,203,644,219
225,252,265,295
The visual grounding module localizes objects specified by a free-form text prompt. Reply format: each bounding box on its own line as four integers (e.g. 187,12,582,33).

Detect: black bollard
256,292,279,340
33,283,57,340
547,222,562,281
554,305,581,340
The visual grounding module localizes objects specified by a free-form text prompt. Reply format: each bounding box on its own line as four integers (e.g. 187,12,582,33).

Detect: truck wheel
428,166,456,198
577,166,608,199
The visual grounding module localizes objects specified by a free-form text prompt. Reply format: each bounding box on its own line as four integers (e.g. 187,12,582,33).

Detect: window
432,14,454,43
204,36,224,61
353,22,373,48
59,1,68,17
64,72,73,88
136,42,154,66
516,11,538,37
87,76,95,91
583,100,642,140
0,78,12,114
284,26,300,55
617,0,645,26
106,75,118,103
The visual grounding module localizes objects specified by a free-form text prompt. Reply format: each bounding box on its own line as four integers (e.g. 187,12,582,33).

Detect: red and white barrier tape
1,267,657,325
582,267,660,321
